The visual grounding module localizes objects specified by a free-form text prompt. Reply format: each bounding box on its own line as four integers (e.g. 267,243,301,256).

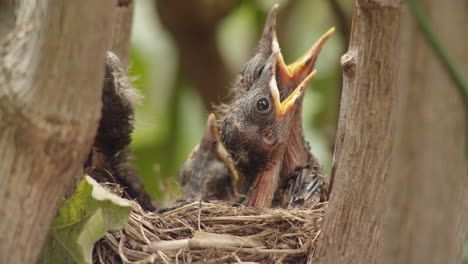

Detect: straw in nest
93,198,327,264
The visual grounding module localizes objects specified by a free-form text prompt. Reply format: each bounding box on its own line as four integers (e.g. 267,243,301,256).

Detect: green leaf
39,176,132,264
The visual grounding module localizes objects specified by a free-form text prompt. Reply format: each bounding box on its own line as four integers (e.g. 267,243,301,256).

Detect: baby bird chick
220,50,317,208
220,5,334,208
179,114,236,201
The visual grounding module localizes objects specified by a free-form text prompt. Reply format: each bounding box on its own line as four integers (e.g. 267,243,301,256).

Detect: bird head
220,51,317,207
179,114,235,201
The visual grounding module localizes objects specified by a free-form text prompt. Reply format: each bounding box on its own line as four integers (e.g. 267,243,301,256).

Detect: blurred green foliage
464,244,468,264
129,0,350,205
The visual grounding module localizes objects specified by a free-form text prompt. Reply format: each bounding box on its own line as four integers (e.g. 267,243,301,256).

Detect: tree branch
313,0,402,263
0,1,117,262
110,3,134,66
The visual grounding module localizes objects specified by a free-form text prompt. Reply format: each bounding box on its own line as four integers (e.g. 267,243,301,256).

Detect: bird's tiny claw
303,176,320,201
233,195,246,206
288,168,325,208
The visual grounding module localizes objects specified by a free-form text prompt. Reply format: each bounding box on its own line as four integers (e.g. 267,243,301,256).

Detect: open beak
276,70,317,116
275,27,334,97
265,52,318,118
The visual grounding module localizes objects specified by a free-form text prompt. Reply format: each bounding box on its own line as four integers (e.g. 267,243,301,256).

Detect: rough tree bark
312,0,402,263
312,0,467,262
110,3,134,66
384,0,468,263
0,1,119,263
64,2,135,200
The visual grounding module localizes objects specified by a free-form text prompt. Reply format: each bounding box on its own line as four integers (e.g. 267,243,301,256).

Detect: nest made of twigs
93,187,327,264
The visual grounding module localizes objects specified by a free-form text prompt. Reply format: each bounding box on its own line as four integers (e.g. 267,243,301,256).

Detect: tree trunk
110,3,134,66
312,0,402,263
384,0,468,263
0,1,120,263
313,0,468,262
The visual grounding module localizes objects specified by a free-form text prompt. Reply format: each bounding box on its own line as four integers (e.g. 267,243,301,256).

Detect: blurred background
128,0,351,204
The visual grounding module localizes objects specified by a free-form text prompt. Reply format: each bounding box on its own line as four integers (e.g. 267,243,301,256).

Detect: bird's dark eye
256,98,270,112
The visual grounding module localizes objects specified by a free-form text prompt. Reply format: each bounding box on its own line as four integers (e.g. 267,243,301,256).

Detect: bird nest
93,194,327,264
